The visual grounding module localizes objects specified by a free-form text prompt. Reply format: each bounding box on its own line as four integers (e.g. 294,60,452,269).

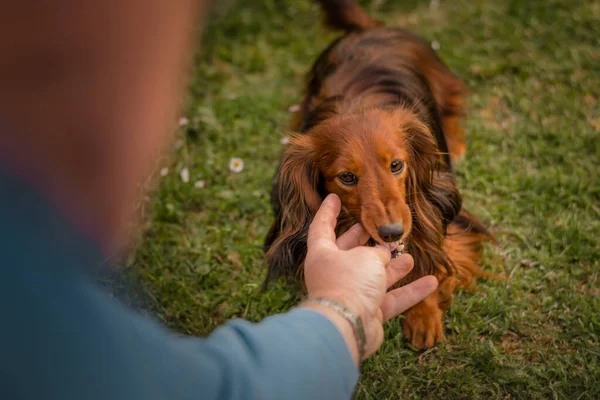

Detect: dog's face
278,108,442,252
266,107,461,279
315,111,412,251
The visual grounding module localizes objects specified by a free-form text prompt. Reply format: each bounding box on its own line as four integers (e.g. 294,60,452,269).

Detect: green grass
122,0,600,398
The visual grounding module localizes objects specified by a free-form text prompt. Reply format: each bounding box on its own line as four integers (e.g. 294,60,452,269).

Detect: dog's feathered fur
264,0,492,349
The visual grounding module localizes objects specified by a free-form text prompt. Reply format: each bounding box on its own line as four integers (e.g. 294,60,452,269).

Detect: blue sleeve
0,171,359,400
2,271,358,400
197,309,359,399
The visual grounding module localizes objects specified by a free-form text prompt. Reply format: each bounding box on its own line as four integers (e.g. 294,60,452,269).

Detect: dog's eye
390,160,404,174
338,172,358,185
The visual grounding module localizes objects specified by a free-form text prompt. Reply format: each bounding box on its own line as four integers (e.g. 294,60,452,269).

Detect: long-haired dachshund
264,0,492,349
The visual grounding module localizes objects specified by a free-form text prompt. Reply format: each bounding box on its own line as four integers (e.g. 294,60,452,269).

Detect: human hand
300,194,438,363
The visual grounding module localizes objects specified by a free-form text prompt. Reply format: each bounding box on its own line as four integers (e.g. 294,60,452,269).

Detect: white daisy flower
179,117,189,126
160,167,169,177
194,180,206,189
229,157,244,173
288,104,301,113
180,167,190,183
431,40,440,50
280,136,291,145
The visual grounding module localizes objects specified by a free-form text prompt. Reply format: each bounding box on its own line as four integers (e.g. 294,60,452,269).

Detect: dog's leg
402,209,495,348
422,59,469,163
444,209,497,286
436,85,468,163
402,276,459,349
442,112,467,163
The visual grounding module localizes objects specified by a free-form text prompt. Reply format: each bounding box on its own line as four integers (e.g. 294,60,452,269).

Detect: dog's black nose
378,223,405,243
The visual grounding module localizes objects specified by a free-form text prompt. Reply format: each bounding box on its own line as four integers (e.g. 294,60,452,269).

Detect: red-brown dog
264,0,492,349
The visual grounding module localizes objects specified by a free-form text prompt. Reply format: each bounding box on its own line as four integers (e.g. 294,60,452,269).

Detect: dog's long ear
264,135,321,283
403,117,462,277
404,116,462,230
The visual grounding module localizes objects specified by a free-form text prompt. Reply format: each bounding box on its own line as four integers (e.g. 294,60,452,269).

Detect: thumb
307,194,341,250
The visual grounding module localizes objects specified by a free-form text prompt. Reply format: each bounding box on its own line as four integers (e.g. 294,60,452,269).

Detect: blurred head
0,0,207,253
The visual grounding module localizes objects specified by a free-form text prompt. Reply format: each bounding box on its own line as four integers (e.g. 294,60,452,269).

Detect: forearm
2,173,359,400
196,308,359,399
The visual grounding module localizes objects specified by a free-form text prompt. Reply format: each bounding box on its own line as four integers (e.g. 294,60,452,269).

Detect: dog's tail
316,0,382,32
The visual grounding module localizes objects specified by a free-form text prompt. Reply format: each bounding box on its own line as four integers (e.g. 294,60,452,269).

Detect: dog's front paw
402,295,444,349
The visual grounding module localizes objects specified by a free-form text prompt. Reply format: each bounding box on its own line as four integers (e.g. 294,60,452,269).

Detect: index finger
307,194,341,250
381,276,438,322
386,254,414,288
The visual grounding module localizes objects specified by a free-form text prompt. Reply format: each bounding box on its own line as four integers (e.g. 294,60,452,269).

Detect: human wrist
300,302,361,365
305,291,366,321
301,293,368,364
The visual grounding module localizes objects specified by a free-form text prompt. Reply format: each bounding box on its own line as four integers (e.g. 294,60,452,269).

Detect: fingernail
422,275,439,291
323,193,340,207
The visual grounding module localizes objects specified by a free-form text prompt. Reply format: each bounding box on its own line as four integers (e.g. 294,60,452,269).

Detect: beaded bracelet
303,297,366,362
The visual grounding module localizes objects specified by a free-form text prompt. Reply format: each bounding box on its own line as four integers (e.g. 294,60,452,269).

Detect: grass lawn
119,0,600,398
